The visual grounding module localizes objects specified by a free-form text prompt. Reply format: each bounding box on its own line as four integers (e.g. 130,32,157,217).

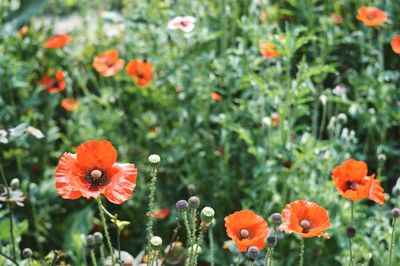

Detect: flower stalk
299,238,304,266
146,155,160,258
96,197,115,266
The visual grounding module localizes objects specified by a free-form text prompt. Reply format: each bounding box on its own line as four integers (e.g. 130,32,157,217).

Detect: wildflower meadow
1,1,400,265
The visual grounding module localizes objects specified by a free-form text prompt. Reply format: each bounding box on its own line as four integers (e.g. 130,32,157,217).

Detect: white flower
332,85,346,96
167,16,196,32
0,130,8,144
26,126,45,139
9,123,28,137
148,154,161,164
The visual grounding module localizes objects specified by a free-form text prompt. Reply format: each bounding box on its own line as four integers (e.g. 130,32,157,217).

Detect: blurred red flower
39,70,66,93
211,92,222,101
280,200,330,238
126,59,153,87
152,208,170,219
391,35,400,55
18,26,29,37
61,98,80,112
259,42,280,59
224,210,269,252
332,159,384,204
44,34,72,48
55,140,137,204
93,49,125,77
356,7,387,27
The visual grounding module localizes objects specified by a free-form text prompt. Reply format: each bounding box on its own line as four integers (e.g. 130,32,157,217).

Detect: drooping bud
391,208,400,218
188,244,202,254
22,248,33,259
176,200,188,212
86,234,95,247
270,213,282,226
188,196,200,209
200,207,215,224
267,236,277,247
10,178,20,190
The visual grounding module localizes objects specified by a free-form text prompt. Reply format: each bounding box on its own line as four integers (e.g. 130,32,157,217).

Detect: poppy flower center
86,168,107,186
180,21,189,27
346,181,360,191
300,219,311,233
238,229,251,240
137,72,144,79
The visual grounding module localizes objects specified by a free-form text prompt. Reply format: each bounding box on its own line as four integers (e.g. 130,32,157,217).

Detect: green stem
8,202,16,260
90,249,98,266
299,238,304,266
235,253,241,266
188,210,198,265
349,201,354,266
117,229,121,264
209,228,215,266
0,250,19,266
388,218,397,266
99,245,106,266
146,167,158,256
96,197,115,266
269,248,274,266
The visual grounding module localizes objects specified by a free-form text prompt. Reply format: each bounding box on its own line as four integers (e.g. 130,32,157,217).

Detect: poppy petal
76,140,117,169
55,153,83,199
103,163,137,204
369,177,384,204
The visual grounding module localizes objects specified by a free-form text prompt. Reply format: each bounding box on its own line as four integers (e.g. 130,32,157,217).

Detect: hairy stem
299,238,304,266
388,218,397,266
96,197,114,266
146,166,158,257
90,249,98,266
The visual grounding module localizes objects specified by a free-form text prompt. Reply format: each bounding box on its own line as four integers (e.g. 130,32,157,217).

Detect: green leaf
0,219,28,240
3,0,46,33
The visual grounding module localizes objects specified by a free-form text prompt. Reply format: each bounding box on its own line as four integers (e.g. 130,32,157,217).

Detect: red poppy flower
280,200,330,239
55,140,137,204
39,70,66,93
152,208,170,219
126,59,153,87
259,42,280,59
332,159,384,204
391,35,400,55
211,92,222,101
356,7,387,27
61,98,80,112
224,210,269,252
44,34,72,48
93,49,125,77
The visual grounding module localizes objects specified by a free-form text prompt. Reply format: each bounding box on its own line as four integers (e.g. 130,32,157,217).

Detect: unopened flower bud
188,244,202,254
346,226,356,238
10,178,20,190
187,184,196,193
188,196,200,209
86,234,95,247
93,232,103,244
150,236,163,250
270,213,282,225
22,248,32,258
391,208,400,218
247,246,259,260
176,200,188,212
148,154,161,164
267,236,277,247
200,207,215,224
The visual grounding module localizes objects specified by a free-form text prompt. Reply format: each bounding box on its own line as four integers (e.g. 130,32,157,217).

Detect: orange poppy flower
280,200,330,239
39,70,66,93
211,92,222,101
224,210,269,252
18,26,29,37
55,140,137,204
259,42,280,59
356,7,387,27
391,35,400,55
61,98,80,112
152,208,170,219
126,59,153,87
93,49,125,77
44,34,72,48
332,159,384,204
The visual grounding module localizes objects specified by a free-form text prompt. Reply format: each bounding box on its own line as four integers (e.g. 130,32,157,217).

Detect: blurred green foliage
0,0,399,265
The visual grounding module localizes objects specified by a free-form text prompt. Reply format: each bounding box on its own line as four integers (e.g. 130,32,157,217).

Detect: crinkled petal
76,140,117,169
103,163,137,204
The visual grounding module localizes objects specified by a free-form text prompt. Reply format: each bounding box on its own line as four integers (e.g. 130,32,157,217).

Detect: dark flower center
86,168,107,186
366,14,376,20
180,21,189,27
137,72,144,79
300,219,311,233
238,228,251,240
346,181,360,191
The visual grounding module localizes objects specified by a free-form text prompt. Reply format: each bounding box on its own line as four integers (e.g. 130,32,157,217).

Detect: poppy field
1,1,400,265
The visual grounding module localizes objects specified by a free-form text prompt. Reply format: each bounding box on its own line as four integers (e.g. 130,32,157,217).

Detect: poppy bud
270,213,282,225
148,154,161,164
200,207,215,224
187,184,196,193
176,200,188,212
247,246,259,260
22,248,33,259
93,232,103,244
10,178,20,190
346,226,356,238
391,208,400,218
86,234,95,247
188,244,202,254
188,196,200,209
267,236,277,247
150,236,163,250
